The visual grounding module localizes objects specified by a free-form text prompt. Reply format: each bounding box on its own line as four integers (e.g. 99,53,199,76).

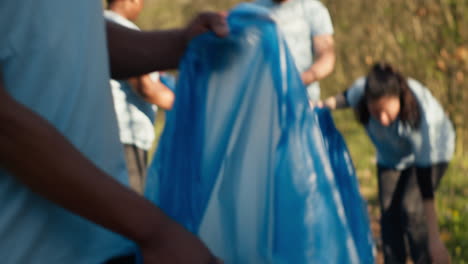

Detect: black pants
123,144,148,194
377,164,447,264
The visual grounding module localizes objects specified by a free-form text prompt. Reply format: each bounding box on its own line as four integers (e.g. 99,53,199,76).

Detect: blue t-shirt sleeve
306,1,334,36
345,77,366,108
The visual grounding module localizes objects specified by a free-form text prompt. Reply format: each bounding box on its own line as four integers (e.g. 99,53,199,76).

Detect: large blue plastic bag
314,108,375,264
145,4,374,263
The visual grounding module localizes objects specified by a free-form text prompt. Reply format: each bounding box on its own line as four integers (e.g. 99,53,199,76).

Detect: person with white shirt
254,0,336,102
318,62,454,264
105,0,175,194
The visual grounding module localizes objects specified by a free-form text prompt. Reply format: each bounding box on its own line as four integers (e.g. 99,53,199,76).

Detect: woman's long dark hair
355,63,421,129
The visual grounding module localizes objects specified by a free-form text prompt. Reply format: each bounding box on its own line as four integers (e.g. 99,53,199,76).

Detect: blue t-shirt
346,77,456,169
104,10,157,151
0,0,133,263
254,0,334,101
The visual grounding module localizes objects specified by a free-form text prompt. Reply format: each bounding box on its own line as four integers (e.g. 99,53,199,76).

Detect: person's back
0,0,132,262
105,0,174,193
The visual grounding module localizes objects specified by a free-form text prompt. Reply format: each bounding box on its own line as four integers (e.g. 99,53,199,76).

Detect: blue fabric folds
146,4,374,263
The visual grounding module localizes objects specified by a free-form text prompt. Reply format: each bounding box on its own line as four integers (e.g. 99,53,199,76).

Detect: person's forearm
107,22,188,79
137,75,175,110
107,12,229,80
423,199,451,263
415,168,440,238
320,93,348,110
301,52,335,85
423,199,441,239
0,85,170,246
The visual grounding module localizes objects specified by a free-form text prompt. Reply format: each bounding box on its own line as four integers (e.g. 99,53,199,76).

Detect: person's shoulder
301,0,330,11
104,10,140,30
351,76,367,89
103,10,119,21
407,78,432,103
407,78,448,122
407,78,425,91
345,76,366,107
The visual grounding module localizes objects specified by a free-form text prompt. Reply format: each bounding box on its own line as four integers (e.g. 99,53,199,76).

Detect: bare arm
107,12,228,79
416,167,451,264
316,92,348,110
106,24,186,79
423,200,451,263
423,200,442,240
128,75,175,110
301,34,335,85
0,79,215,263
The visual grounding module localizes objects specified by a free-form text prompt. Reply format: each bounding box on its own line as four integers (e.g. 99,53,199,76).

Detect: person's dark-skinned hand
182,11,229,41
139,219,222,264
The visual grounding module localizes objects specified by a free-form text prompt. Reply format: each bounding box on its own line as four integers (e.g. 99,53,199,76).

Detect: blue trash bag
314,108,375,264
159,73,177,92
145,4,374,264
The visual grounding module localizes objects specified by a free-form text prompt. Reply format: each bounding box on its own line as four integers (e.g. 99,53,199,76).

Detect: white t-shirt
346,77,456,169
0,0,133,263
254,0,334,101
104,10,157,151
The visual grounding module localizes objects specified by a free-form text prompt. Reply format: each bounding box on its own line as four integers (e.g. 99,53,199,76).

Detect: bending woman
319,63,454,264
